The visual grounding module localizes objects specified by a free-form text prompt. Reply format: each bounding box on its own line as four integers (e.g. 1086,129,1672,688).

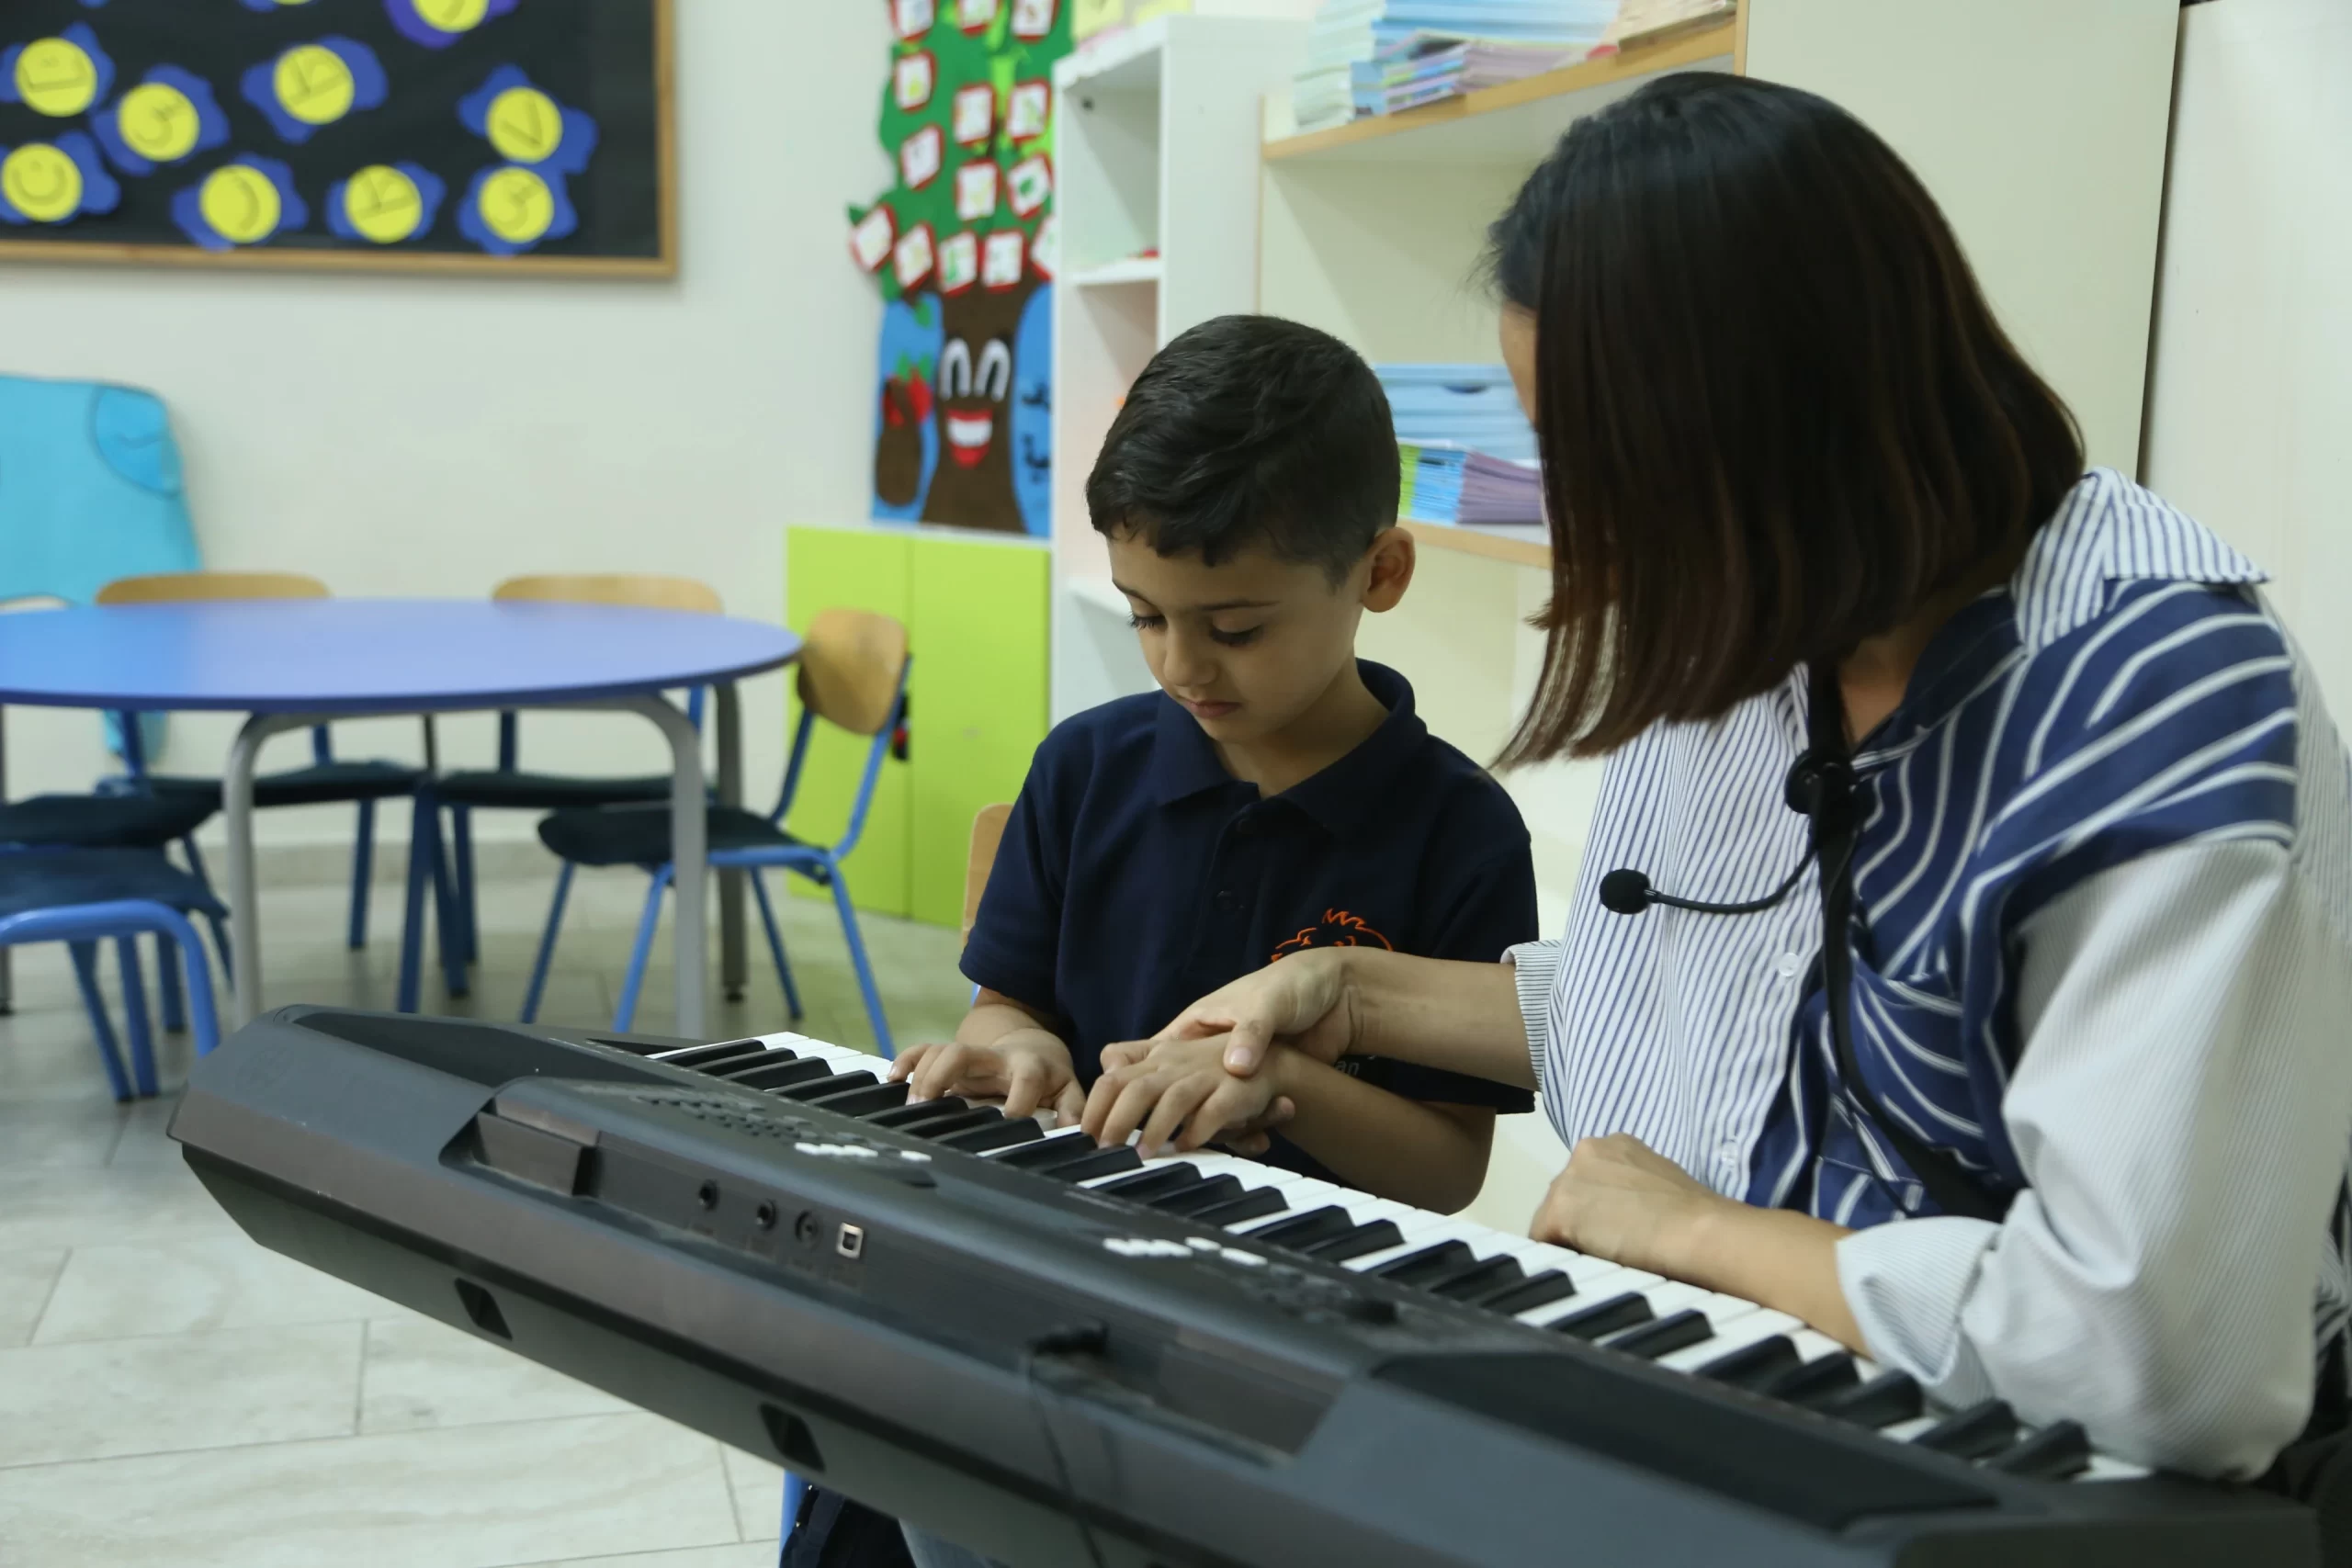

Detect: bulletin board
0,0,673,277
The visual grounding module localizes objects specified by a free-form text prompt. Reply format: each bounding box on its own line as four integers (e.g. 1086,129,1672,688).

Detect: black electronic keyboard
167,1008,2317,1566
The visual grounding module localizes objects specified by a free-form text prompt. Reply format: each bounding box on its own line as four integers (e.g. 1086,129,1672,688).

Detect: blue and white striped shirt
1514,469,2352,1476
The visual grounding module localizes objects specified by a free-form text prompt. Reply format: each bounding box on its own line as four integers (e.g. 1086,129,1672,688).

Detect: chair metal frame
0,897,223,1101
520,658,909,1055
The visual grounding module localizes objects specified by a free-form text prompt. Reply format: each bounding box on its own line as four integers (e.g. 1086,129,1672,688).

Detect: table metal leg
717,682,745,1001
226,713,312,1030
614,695,708,1039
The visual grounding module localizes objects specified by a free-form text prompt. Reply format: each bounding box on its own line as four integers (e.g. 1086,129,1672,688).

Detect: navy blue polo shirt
962,660,1538,1180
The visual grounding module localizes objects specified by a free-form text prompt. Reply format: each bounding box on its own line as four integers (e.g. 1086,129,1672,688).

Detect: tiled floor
0,856,976,1568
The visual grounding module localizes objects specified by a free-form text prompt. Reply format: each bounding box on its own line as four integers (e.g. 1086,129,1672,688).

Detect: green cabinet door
908,537,1050,930
784,525,912,918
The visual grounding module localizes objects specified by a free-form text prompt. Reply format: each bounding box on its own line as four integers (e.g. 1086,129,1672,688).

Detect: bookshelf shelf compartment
1069,255,1166,288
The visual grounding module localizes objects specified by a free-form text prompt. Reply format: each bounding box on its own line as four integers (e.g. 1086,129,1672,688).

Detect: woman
1096,71,2352,1485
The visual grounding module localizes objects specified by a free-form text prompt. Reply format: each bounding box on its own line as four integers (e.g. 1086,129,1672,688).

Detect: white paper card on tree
1007,80,1050,141
982,229,1026,288
939,230,980,294
955,160,1000,220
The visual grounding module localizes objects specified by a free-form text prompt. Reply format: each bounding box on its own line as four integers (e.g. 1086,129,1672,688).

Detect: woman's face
1499,305,1539,424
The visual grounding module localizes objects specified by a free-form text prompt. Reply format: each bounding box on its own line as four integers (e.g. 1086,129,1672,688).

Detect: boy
890,311,1537,1211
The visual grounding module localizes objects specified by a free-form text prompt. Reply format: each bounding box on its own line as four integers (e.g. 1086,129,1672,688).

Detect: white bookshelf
1048,10,1309,723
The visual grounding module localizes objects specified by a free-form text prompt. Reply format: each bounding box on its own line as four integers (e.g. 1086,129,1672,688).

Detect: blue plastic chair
0,857,226,1100
520,609,909,1054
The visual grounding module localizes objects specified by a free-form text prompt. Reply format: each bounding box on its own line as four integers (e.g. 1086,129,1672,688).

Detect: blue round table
0,600,801,1036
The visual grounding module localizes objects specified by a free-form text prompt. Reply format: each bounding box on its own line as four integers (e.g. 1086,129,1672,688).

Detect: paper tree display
851,0,1069,535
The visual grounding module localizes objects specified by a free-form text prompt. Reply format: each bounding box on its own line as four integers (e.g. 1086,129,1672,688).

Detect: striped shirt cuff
1505,939,1565,1092
1836,1216,2002,1406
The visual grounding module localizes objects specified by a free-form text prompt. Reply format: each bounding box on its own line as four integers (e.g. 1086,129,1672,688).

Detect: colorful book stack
1357,34,1586,116
1291,0,1619,134
1378,365,1545,527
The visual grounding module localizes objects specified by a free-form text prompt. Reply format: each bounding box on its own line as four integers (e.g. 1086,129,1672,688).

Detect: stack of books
1291,0,1619,134
1355,34,1582,117
1378,365,1545,526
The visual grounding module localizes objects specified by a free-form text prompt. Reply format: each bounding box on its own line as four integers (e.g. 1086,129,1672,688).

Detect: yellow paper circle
344,164,424,244
119,82,200,164
413,0,492,33
478,166,553,244
274,44,355,127
1,142,82,222
15,39,100,118
200,164,282,244
486,85,560,164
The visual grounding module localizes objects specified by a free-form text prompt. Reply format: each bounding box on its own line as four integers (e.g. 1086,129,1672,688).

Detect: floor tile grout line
0,1404,692,1476
20,1246,70,1347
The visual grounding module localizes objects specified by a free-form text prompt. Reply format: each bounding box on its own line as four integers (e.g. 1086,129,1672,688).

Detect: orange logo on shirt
1272,909,1393,961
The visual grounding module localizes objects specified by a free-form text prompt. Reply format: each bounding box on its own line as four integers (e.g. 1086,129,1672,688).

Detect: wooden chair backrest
797,607,909,738
492,573,722,614
964,803,1013,942
96,570,328,604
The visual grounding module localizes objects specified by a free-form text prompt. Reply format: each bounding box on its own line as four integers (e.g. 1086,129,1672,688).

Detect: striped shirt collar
2011,467,2266,652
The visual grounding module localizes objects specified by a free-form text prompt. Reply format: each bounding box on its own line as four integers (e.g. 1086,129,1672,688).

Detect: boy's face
1107,527,1413,748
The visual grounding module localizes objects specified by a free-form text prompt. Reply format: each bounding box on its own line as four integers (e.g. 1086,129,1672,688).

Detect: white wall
0,0,889,853
2143,0,2352,719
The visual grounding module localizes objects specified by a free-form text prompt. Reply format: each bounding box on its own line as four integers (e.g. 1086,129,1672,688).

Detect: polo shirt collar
1151,660,1427,837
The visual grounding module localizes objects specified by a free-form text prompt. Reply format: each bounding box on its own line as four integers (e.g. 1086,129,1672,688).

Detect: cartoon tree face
848,0,1068,307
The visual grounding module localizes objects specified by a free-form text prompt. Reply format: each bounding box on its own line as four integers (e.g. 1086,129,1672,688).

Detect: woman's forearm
1268,1047,1493,1213
1339,949,1536,1090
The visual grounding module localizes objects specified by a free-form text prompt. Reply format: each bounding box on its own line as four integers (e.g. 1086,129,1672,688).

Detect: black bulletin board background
0,0,672,276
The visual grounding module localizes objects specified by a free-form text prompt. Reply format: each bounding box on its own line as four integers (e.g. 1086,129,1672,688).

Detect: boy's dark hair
1086,314,1398,581
1486,73,2085,762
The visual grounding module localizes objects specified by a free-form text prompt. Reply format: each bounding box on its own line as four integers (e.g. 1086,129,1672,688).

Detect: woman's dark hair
1087,314,1397,581
1487,73,2083,762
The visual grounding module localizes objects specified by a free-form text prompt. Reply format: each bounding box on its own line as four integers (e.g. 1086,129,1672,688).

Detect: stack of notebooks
1378,365,1545,527
1291,0,1620,134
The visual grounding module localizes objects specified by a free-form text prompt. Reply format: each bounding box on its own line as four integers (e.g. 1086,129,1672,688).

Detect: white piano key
1883,1416,1939,1444
1340,1218,1496,1274
2077,1455,2153,1482
984,1125,1093,1159
1502,1239,1663,1294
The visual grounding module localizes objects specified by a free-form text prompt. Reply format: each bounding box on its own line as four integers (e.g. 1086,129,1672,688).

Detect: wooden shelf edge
1263,18,1736,163
1402,520,1551,570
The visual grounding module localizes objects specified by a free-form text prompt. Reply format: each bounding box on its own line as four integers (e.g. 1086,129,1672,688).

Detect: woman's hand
1082,1035,1298,1156
1531,1134,1732,1280
1534,1134,1868,1353
1118,947,1359,1078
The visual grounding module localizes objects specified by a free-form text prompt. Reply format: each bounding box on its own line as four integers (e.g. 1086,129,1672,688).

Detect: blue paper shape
384,0,521,50
169,154,307,251
91,66,231,176
456,164,576,255
240,37,387,146
0,25,117,115
0,131,120,225
326,161,447,243
457,65,599,175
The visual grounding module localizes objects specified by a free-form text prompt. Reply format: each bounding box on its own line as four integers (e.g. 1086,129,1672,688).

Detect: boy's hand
888,1030,1084,1124
1083,1036,1298,1157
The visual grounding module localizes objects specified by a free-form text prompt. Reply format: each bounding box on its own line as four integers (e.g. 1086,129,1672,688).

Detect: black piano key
990,1132,1099,1168
1913,1399,2018,1461
937,1117,1046,1154
903,1107,1004,1140
805,1081,912,1116
1989,1419,2093,1481
1426,1255,1527,1302
1822,1371,1925,1429
1549,1292,1655,1341
1041,1145,1144,1183
774,1071,879,1102
1093,1165,1208,1203
1193,1187,1288,1227
1697,1336,1802,1391
1117,1173,1226,1213
1154,1175,1247,1216
1250,1206,1358,1251
662,1040,779,1069
1607,1309,1714,1360
730,1056,847,1091
1370,1240,1477,1287
1765,1352,1860,1407
865,1097,972,1130
1470,1269,1576,1316
1304,1220,1404,1263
